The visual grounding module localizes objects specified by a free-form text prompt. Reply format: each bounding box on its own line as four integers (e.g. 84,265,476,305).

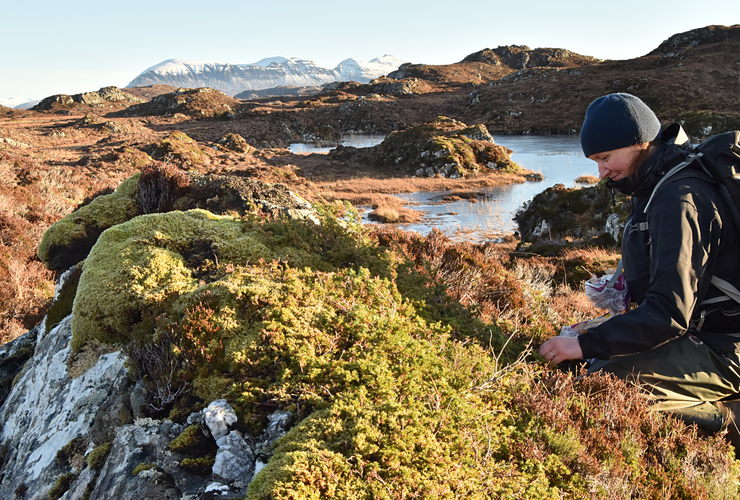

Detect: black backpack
640,126,740,307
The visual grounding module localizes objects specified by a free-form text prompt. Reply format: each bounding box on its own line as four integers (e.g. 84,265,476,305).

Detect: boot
717,400,740,457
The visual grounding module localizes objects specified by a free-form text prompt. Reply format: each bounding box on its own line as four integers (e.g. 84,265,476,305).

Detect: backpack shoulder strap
703,276,740,306
643,152,703,214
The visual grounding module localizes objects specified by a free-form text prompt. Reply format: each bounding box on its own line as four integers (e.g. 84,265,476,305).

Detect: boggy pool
290,134,597,242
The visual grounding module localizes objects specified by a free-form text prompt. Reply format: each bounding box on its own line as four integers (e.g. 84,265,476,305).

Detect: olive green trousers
588,333,740,432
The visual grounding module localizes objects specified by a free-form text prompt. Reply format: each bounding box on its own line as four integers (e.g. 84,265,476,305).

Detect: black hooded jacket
578,125,740,360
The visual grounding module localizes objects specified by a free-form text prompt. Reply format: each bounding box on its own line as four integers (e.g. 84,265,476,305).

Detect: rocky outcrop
234,85,323,100
366,76,434,96
460,45,601,70
0,315,131,500
646,24,740,57
0,310,297,499
32,87,144,111
514,183,631,254
0,326,37,407
387,45,600,85
327,117,520,178
122,87,240,119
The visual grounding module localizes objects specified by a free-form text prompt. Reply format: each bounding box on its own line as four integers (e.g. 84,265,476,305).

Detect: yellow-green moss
132,462,158,476
49,473,77,500
87,442,112,471
180,456,215,477
168,425,208,455
38,173,142,270
155,131,207,164
70,209,271,351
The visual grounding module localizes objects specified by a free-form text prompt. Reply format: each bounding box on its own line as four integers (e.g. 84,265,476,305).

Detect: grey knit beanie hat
580,93,661,157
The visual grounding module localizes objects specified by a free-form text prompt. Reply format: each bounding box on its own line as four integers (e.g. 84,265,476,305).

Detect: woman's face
588,144,648,181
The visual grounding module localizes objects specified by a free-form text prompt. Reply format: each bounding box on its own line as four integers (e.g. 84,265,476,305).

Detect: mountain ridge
127,55,407,97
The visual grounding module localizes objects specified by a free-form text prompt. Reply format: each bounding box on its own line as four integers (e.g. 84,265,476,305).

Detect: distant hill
127,56,406,96
234,85,323,100
388,45,602,85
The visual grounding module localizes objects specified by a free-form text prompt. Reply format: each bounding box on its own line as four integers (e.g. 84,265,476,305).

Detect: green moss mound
70,209,270,352
66,203,739,497
38,167,317,273
38,173,142,271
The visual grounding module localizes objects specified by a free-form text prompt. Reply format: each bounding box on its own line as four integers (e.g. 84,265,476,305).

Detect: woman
539,93,740,440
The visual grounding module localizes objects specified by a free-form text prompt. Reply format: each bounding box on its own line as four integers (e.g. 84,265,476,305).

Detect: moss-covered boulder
152,131,210,164
328,116,520,178
38,166,316,271
70,210,261,351
674,110,740,140
217,132,256,154
514,181,631,255
38,173,142,271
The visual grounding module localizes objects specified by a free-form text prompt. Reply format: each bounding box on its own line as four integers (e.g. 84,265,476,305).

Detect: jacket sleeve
578,181,722,359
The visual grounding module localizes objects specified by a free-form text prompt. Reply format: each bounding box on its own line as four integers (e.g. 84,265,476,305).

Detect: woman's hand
538,336,584,364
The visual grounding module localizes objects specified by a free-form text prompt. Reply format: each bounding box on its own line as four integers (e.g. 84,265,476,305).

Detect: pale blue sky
1,0,737,103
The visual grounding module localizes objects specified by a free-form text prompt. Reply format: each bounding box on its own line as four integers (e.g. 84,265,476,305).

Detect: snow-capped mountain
0,97,38,109
126,56,406,96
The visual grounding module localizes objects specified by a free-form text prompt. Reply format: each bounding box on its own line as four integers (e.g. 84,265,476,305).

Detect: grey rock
89,418,203,500
261,411,293,446
0,324,37,406
212,431,255,482
0,316,130,500
203,399,237,441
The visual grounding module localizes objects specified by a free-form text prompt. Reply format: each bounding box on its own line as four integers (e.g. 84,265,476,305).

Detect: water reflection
290,134,598,242
289,134,387,153
365,135,597,241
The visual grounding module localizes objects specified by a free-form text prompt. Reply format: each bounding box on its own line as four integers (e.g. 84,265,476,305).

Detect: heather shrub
509,368,740,499
138,162,190,214
0,152,91,342
370,227,573,343
62,203,740,497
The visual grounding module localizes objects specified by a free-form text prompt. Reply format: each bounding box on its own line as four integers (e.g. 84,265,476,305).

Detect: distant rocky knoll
121,87,241,119
388,45,601,85
32,86,144,112
235,85,323,100
450,25,740,137
327,116,520,178
647,24,740,56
